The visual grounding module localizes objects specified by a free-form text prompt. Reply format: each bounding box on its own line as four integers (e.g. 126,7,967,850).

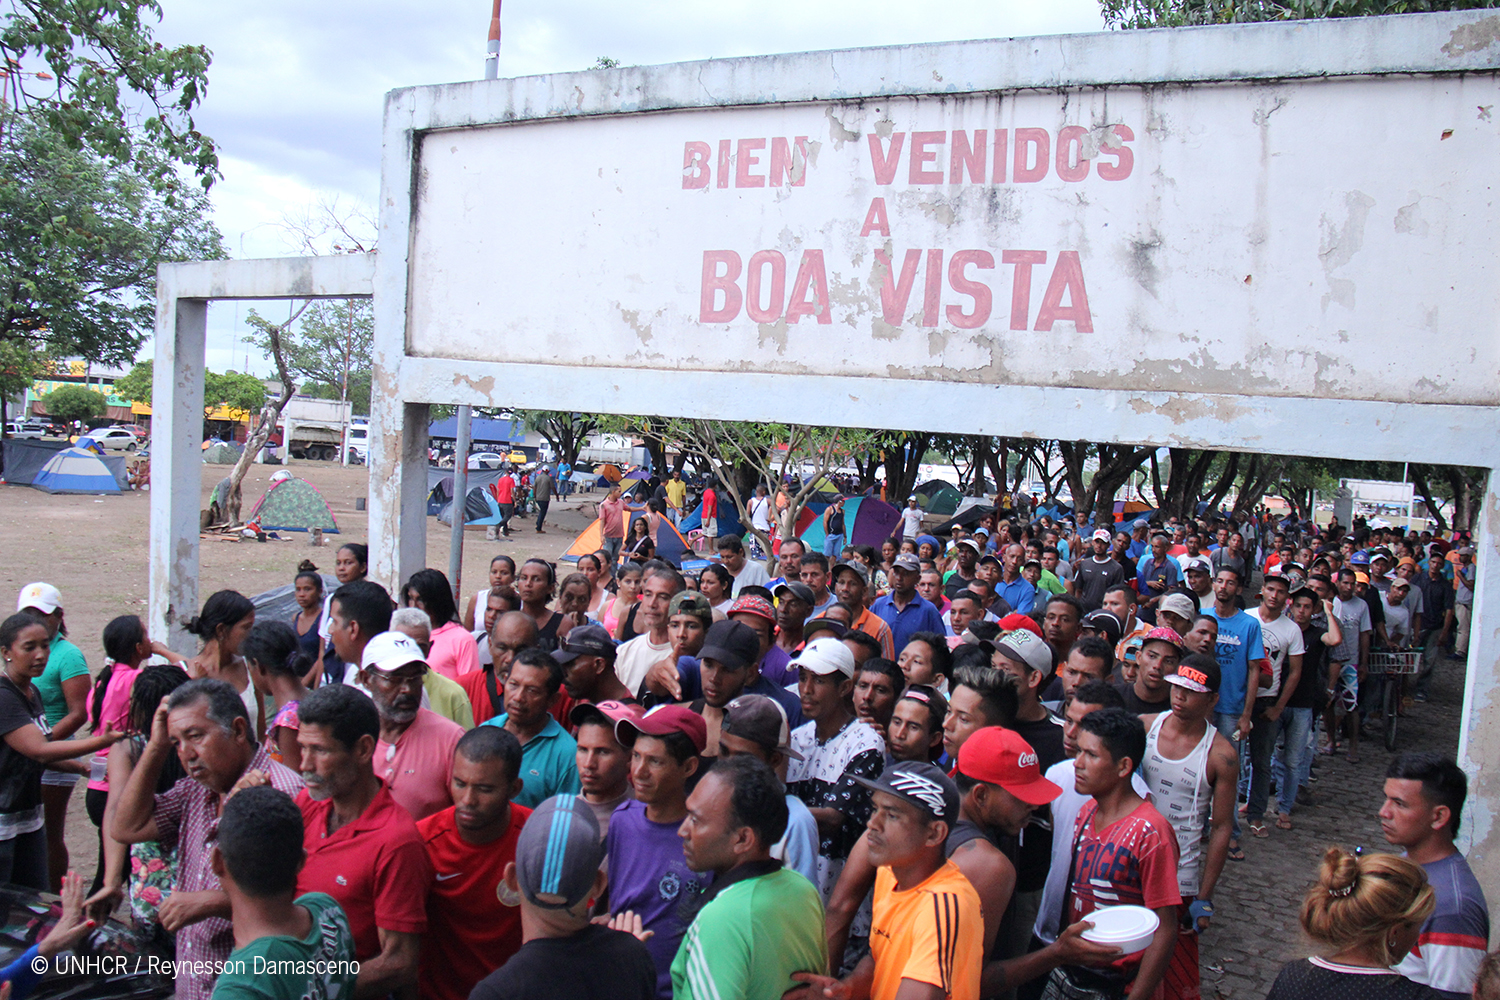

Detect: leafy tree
0,341,48,430
112,359,152,403
518,411,598,470
0,108,223,368
1100,0,1497,27
244,300,372,413
0,0,219,189
42,383,105,423
204,371,267,416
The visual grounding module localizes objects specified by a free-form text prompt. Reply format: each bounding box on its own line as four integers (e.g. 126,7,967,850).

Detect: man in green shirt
672,755,827,1000
210,785,358,1000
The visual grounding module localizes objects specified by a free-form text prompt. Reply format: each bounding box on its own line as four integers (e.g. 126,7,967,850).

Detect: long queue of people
0,505,1488,1000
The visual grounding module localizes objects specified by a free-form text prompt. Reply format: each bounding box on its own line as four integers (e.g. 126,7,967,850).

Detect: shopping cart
1367,650,1421,751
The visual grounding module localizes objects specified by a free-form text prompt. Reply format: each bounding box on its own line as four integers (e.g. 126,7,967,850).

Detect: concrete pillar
148,296,207,652
367,390,429,596
1457,468,1498,915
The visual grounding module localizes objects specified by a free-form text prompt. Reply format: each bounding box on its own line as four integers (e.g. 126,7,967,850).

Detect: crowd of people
0,498,1490,1000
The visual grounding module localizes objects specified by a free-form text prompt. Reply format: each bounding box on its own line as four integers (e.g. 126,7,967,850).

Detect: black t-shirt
469,924,657,1000
0,677,48,816
1074,558,1124,611
1265,959,1443,1000
1008,713,1066,893
1287,625,1328,710
1114,681,1171,716
943,571,976,599
1363,589,1386,628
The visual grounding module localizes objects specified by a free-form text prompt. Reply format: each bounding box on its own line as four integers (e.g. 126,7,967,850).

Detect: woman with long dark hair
242,621,311,771
83,616,183,896
0,614,122,890
317,542,368,684
403,568,480,680
289,560,325,686
183,590,259,739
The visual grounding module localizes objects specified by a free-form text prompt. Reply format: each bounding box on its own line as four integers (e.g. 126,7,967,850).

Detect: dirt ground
0,458,607,886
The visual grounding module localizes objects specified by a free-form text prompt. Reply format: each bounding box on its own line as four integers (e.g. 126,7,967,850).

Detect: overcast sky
153,0,1106,374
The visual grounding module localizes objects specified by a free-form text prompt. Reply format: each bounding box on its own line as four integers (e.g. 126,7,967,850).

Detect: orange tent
598,464,623,483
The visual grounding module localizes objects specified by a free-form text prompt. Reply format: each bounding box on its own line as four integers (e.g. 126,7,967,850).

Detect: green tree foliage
0,109,223,368
244,301,371,413
519,411,598,470
1101,0,1497,29
42,383,104,423
112,358,152,403
112,358,266,417
0,0,219,188
206,371,267,416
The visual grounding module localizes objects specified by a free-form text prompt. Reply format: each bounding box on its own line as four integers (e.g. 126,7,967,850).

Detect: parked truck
273,396,353,462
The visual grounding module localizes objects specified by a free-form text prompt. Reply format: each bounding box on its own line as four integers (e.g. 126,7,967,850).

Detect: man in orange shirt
791,761,983,1000
833,561,895,658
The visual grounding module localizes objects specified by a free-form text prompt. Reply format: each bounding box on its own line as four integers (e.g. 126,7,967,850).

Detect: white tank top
1141,714,1216,896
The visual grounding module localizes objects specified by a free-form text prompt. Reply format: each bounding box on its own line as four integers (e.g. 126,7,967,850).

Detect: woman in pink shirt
83,615,182,896
402,568,480,680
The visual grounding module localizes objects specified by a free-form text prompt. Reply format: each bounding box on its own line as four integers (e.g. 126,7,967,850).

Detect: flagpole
484,0,501,79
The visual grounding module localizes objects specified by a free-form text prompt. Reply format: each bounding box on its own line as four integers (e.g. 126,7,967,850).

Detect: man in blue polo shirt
994,543,1036,615
872,553,944,654
480,647,580,807
1206,565,1265,858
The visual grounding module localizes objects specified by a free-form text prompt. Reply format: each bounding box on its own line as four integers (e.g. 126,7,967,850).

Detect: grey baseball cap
514,794,604,910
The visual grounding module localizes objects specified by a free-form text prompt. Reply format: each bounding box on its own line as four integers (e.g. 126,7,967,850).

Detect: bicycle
1367,650,1421,751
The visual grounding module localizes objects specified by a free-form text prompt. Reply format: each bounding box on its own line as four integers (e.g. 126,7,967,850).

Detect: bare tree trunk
1411,465,1449,531
226,302,307,525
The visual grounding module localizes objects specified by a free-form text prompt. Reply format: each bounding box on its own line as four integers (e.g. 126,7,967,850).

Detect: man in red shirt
494,469,517,537
418,726,531,1000
700,484,718,544
1048,707,1181,1000
462,611,540,725
292,682,432,999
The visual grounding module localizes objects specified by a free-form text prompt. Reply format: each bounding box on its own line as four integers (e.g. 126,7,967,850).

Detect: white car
89,427,140,451
467,452,505,470
4,422,42,439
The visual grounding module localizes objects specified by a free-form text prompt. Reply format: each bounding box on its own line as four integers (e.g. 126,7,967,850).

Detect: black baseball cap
551,624,617,664
698,620,760,672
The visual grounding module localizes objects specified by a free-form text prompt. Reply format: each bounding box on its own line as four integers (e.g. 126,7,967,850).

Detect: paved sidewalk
1197,660,1465,999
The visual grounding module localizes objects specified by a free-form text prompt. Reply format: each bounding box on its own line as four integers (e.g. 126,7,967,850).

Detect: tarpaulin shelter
1,438,69,486
426,467,508,515
929,497,996,536
913,480,964,516
620,467,649,483
678,497,744,540
31,447,127,494
252,573,338,624
561,510,694,568
247,477,340,533
202,442,240,464
797,496,900,551
1112,499,1157,523
436,486,504,526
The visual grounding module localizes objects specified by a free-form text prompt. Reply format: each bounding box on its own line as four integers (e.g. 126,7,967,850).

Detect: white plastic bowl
1079,904,1160,955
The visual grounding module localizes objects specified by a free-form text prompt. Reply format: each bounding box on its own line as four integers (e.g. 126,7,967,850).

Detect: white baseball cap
17,583,61,615
795,636,856,677
360,631,429,674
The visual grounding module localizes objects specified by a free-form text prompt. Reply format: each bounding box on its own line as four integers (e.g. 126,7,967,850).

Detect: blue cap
514,794,603,910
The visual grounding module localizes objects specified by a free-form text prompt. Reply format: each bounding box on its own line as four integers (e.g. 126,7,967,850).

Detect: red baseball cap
998,613,1043,640
727,595,776,624
569,699,643,730
615,704,708,754
956,727,1063,806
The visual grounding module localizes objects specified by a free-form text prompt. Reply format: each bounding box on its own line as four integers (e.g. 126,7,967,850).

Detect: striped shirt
869,860,983,1000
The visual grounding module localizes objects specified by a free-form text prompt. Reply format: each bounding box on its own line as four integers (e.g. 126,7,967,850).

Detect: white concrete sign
408,77,1500,405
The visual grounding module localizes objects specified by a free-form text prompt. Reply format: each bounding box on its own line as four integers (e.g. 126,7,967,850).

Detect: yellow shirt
870,860,983,1000
424,671,476,729
666,479,687,509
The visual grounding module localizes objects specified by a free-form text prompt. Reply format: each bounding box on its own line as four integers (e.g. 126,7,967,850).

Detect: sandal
1320,744,1340,756
1276,814,1293,830
1228,843,1246,862
1249,820,1270,838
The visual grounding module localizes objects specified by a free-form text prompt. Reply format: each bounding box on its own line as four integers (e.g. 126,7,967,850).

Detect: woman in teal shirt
16,583,90,892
